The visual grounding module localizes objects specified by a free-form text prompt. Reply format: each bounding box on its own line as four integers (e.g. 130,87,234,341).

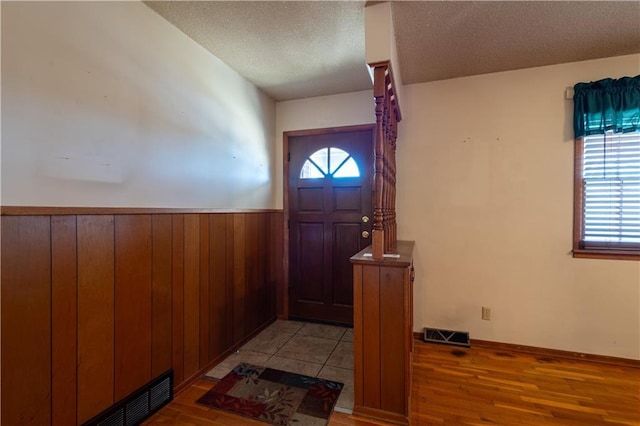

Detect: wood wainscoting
1,208,284,426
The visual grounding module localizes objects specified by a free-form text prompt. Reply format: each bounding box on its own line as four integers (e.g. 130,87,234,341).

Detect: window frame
573,135,640,260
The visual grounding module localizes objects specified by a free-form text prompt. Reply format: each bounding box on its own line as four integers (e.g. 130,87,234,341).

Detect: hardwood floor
144,340,640,425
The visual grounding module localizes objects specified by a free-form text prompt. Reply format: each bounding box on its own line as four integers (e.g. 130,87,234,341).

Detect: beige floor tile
240,327,294,355
266,319,306,334
317,365,354,411
334,382,354,411
264,355,323,377
317,365,354,385
341,328,353,342
298,322,347,340
204,350,270,379
203,320,356,412
275,334,338,364
326,341,353,369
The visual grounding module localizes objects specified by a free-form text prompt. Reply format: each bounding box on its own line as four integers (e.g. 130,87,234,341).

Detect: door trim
282,124,375,320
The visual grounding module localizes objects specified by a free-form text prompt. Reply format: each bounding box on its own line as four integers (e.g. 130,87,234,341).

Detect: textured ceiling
145,1,640,101
394,1,640,84
144,1,371,101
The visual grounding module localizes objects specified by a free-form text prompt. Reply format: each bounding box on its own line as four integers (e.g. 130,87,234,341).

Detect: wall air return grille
84,370,173,426
96,410,123,426
423,327,470,347
150,375,171,411
125,392,149,426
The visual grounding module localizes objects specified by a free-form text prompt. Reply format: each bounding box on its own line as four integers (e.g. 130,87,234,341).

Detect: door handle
362,230,370,238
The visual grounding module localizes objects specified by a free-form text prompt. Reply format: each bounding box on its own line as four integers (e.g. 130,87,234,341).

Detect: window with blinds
578,131,640,251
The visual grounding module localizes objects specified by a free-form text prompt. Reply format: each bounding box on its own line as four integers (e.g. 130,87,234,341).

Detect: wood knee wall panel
151,215,173,378
114,215,153,402
52,216,78,426
208,214,229,360
0,210,283,426
77,215,116,424
183,214,201,381
1,216,52,426
351,241,414,426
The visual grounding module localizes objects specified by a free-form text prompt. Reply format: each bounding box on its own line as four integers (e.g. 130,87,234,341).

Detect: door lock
362,230,370,238
362,215,370,223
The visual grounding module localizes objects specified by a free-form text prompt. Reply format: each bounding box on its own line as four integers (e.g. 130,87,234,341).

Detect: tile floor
204,320,354,413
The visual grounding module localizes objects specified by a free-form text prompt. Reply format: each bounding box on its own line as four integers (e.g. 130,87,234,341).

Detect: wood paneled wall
1,211,283,426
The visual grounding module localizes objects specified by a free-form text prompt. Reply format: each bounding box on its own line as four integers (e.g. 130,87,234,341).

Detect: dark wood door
288,127,373,325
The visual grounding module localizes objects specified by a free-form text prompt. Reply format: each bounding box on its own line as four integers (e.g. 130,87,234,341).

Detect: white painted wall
276,55,639,360
274,90,374,208
397,54,640,360
1,1,276,209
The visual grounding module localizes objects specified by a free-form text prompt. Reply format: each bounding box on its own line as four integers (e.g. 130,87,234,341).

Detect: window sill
573,249,640,261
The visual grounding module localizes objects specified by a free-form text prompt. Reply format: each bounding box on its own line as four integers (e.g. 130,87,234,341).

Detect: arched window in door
299,147,360,179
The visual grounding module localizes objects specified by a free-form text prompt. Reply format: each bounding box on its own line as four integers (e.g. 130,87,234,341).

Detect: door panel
288,127,373,325
298,187,324,211
333,223,361,306
297,222,325,302
333,187,362,212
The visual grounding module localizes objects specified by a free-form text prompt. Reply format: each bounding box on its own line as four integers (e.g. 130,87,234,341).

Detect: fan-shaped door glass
300,147,360,179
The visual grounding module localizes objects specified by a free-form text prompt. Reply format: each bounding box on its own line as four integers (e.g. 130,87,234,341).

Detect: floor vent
423,327,470,347
83,370,173,426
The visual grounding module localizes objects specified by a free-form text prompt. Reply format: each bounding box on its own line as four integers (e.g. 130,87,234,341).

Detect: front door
287,126,373,325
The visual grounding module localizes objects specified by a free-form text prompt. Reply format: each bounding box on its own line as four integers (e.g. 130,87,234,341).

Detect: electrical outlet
482,306,491,321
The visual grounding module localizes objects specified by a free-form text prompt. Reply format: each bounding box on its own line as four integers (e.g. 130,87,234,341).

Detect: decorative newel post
351,58,411,426
371,63,401,259
372,66,386,260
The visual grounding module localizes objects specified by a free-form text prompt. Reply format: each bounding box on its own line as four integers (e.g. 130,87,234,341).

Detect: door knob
362,230,370,238
362,215,369,223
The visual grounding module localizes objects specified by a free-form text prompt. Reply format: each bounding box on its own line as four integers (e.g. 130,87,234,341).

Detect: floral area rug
196,363,344,426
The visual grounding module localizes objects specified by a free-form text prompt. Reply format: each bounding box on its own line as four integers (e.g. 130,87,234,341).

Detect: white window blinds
582,132,640,245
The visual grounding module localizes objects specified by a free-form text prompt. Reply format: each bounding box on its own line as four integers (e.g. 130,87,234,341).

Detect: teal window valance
573,75,640,139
